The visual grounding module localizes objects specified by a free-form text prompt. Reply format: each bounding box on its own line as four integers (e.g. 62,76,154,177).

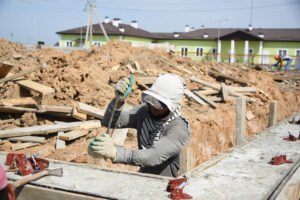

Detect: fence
175,51,300,68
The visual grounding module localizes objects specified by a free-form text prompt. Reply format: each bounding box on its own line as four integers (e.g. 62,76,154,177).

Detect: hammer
12,168,63,188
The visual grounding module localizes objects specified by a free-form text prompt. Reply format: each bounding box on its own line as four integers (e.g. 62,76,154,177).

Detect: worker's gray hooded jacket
103,74,191,177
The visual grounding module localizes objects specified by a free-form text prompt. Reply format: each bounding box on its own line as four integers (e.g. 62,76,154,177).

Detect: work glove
115,76,134,101
89,134,117,161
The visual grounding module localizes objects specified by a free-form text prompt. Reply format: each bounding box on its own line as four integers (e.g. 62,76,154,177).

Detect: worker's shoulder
167,116,189,130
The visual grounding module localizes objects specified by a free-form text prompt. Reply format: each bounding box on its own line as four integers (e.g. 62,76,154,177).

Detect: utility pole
84,0,109,49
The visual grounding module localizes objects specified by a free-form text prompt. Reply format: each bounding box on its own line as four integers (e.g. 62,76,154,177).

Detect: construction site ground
1,113,299,200
0,38,300,199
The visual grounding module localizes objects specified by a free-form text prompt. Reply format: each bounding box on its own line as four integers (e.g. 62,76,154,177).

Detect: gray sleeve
102,100,144,129
114,118,191,167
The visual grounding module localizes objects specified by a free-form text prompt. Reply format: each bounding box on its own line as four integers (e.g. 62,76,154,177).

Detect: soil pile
0,38,299,171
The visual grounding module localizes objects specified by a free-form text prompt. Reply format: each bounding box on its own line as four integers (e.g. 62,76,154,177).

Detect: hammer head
48,168,63,177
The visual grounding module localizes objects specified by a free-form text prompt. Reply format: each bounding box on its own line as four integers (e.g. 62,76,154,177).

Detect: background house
56,18,300,67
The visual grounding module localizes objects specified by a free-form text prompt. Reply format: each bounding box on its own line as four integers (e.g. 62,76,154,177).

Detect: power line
97,1,300,13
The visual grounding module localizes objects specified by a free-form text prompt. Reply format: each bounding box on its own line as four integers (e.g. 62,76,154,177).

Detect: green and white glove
90,134,117,160
115,76,134,101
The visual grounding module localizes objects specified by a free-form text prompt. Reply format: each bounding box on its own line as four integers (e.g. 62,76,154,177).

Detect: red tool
166,177,192,200
269,155,293,165
283,132,297,141
5,153,49,176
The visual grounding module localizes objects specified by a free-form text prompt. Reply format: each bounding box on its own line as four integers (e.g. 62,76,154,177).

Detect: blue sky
0,0,299,46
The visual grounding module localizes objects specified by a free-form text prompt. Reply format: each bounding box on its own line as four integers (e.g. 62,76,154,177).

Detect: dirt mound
0,38,299,171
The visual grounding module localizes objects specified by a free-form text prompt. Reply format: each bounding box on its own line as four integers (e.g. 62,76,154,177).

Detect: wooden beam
125,64,135,73
179,146,193,175
0,64,45,84
272,74,300,81
221,83,229,102
208,70,255,85
158,58,192,74
194,91,217,109
72,105,87,121
0,61,14,78
136,80,150,90
184,89,206,105
8,136,45,143
0,97,37,108
0,119,14,125
56,132,66,149
77,102,105,119
227,86,256,93
38,105,73,114
17,79,55,95
59,130,89,141
191,77,255,102
10,143,39,151
12,183,106,200
0,106,37,114
0,120,101,138
198,89,219,96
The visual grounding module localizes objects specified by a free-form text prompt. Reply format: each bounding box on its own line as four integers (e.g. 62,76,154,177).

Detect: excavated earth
0,38,299,172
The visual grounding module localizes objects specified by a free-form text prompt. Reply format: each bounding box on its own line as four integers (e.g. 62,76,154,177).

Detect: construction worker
274,55,293,75
90,74,191,177
0,165,15,200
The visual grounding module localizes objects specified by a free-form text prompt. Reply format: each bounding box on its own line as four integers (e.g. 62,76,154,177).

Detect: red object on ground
5,153,49,176
283,133,297,141
269,155,293,165
166,177,192,200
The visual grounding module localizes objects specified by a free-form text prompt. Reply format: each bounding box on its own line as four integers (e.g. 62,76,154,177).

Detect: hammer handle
13,170,49,188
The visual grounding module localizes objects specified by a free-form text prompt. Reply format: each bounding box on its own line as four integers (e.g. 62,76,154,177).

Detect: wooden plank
221,83,229,102
111,64,120,71
194,91,217,109
198,88,219,96
227,86,256,93
272,74,300,81
72,105,87,121
13,183,106,200
10,143,39,151
0,120,101,138
158,58,192,74
0,106,37,114
0,64,45,84
0,119,14,125
8,136,45,143
208,70,255,85
77,102,105,119
184,89,206,105
126,64,135,73
0,61,14,78
0,97,37,108
136,80,150,90
59,130,89,141
179,146,193,175
17,79,55,95
56,132,66,149
38,105,73,114
134,61,142,71
191,77,255,102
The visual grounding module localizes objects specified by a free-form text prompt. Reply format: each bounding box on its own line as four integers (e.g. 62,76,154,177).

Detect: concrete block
236,97,246,145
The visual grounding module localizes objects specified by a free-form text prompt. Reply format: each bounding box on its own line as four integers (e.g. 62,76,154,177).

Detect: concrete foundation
1,112,299,200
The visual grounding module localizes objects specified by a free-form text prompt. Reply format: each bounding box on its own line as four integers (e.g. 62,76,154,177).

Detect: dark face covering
148,104,170,120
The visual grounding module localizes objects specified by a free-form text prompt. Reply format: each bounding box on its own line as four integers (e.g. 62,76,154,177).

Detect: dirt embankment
0,38,299,170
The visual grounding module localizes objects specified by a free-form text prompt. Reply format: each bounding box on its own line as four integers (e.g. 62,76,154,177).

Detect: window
295,50,300,57
66,41,73,48
248,48,254,55
211,48,217,59
92,41,101,48
277,49,287,56
195,47,204,57
180,47,188,57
